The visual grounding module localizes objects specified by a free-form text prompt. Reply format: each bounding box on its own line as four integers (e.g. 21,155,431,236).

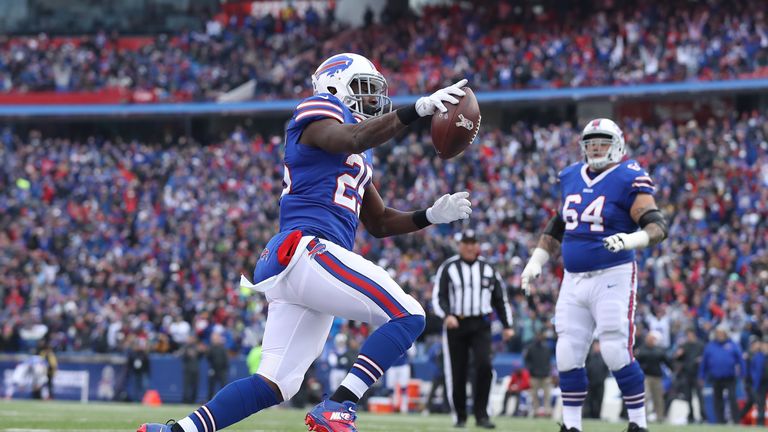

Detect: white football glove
426,191,472,224
603,231,650,253
521,248,549,296
415,78,468,117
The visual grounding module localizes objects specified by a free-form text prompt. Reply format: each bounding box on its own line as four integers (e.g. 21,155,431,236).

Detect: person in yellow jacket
38,340,57,399
247,345,262,376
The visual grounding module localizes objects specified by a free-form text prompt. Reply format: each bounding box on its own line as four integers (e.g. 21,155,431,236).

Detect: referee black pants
444,316,493,423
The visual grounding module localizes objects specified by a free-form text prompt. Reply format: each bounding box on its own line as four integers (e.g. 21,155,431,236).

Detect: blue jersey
558,160,655,273
279,93,371,251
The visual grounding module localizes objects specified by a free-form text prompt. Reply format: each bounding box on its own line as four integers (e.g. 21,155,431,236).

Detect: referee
432,230,514,429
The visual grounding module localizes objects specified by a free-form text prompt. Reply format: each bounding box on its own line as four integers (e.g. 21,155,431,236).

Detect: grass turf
0,400,738,432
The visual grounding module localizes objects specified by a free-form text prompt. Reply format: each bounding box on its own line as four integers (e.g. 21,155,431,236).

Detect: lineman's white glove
415,79,467,117
426,191,472,224
603,231,650,253
521,248,549,296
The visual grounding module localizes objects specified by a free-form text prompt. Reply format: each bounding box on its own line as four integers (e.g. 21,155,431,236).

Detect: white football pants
555,262,638,372
256,236,424,400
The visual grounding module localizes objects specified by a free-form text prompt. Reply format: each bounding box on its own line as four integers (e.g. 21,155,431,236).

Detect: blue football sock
559,368,588,430
332,314,424,402
613,361,645,410
177,374,278,432
613,361,646,427
559,368,588,407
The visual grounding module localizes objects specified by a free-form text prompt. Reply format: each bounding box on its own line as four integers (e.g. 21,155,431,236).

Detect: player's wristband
396,104,420,125
529,248,550,267
412,209,432,229
622,231,650,250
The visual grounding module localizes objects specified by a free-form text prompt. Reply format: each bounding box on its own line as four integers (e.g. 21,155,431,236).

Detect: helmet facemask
580,132,624,171
339,73,392,118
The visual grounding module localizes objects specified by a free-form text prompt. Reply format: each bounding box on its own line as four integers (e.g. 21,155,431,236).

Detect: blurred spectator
739,337,768,425
645,305,671,349
37,339,57,400
4,355,48,399
179,335,202,404
247,343,262,375
327,333,353,392
207,331,229,400
699,325,743,424
675,329,706,423
386,349,413,413
584,341,609,420
525,330,552,418
169,314,192,351
126,338,150,402
501,367,531,417
0,322,21,352
635,331,670,422
424,341,449,414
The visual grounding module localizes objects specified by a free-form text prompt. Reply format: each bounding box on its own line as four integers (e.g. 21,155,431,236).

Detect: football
430,87,481,159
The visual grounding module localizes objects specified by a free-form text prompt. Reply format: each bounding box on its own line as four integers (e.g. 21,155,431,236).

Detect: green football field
0,400,738,432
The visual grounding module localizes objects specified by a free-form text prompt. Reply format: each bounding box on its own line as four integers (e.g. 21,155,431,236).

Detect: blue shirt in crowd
698,339,743,380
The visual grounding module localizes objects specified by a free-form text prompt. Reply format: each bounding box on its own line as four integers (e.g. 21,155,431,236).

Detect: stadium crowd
0,4,338,101
1,0,768,100
0,110,766,361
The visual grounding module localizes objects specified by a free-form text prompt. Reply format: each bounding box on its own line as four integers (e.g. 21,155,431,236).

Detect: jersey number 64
563,194,606,232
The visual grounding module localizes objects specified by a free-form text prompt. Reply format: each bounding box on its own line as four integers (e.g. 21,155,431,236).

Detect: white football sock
339,374,368,399
562,405,582,430
628,406,647,428
176,417,198,432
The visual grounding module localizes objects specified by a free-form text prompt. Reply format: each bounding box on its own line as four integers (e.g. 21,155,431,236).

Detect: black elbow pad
639,209,668,239
543,213,565,242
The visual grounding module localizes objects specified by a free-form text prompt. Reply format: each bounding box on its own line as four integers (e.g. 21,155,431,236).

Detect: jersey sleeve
291,95,346,129
624,161,656,209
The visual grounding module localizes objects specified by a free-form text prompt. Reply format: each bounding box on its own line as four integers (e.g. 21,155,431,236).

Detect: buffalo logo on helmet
315,55,355,78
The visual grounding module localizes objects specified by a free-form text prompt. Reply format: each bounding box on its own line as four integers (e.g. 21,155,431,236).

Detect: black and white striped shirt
432,255,513,327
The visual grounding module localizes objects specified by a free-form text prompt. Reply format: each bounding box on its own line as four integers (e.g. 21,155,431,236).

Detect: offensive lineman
139,53,472,432
520,119,668,432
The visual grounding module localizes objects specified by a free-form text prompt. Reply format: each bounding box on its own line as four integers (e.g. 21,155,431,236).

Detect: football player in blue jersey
520,118,668,432
138,53,472,432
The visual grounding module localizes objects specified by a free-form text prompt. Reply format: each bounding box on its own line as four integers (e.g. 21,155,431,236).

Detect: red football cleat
305,398,358,432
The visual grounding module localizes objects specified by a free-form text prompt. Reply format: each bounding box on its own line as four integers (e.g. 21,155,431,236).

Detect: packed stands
1,111,766,359
1,0,767,102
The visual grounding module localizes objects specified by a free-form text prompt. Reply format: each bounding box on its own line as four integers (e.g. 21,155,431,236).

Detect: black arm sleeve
638,208,669,239
490,269,513,328
543,213,565,242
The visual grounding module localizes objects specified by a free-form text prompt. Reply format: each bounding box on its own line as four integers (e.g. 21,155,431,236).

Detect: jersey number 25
563,194,606,232
334,154,372,216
